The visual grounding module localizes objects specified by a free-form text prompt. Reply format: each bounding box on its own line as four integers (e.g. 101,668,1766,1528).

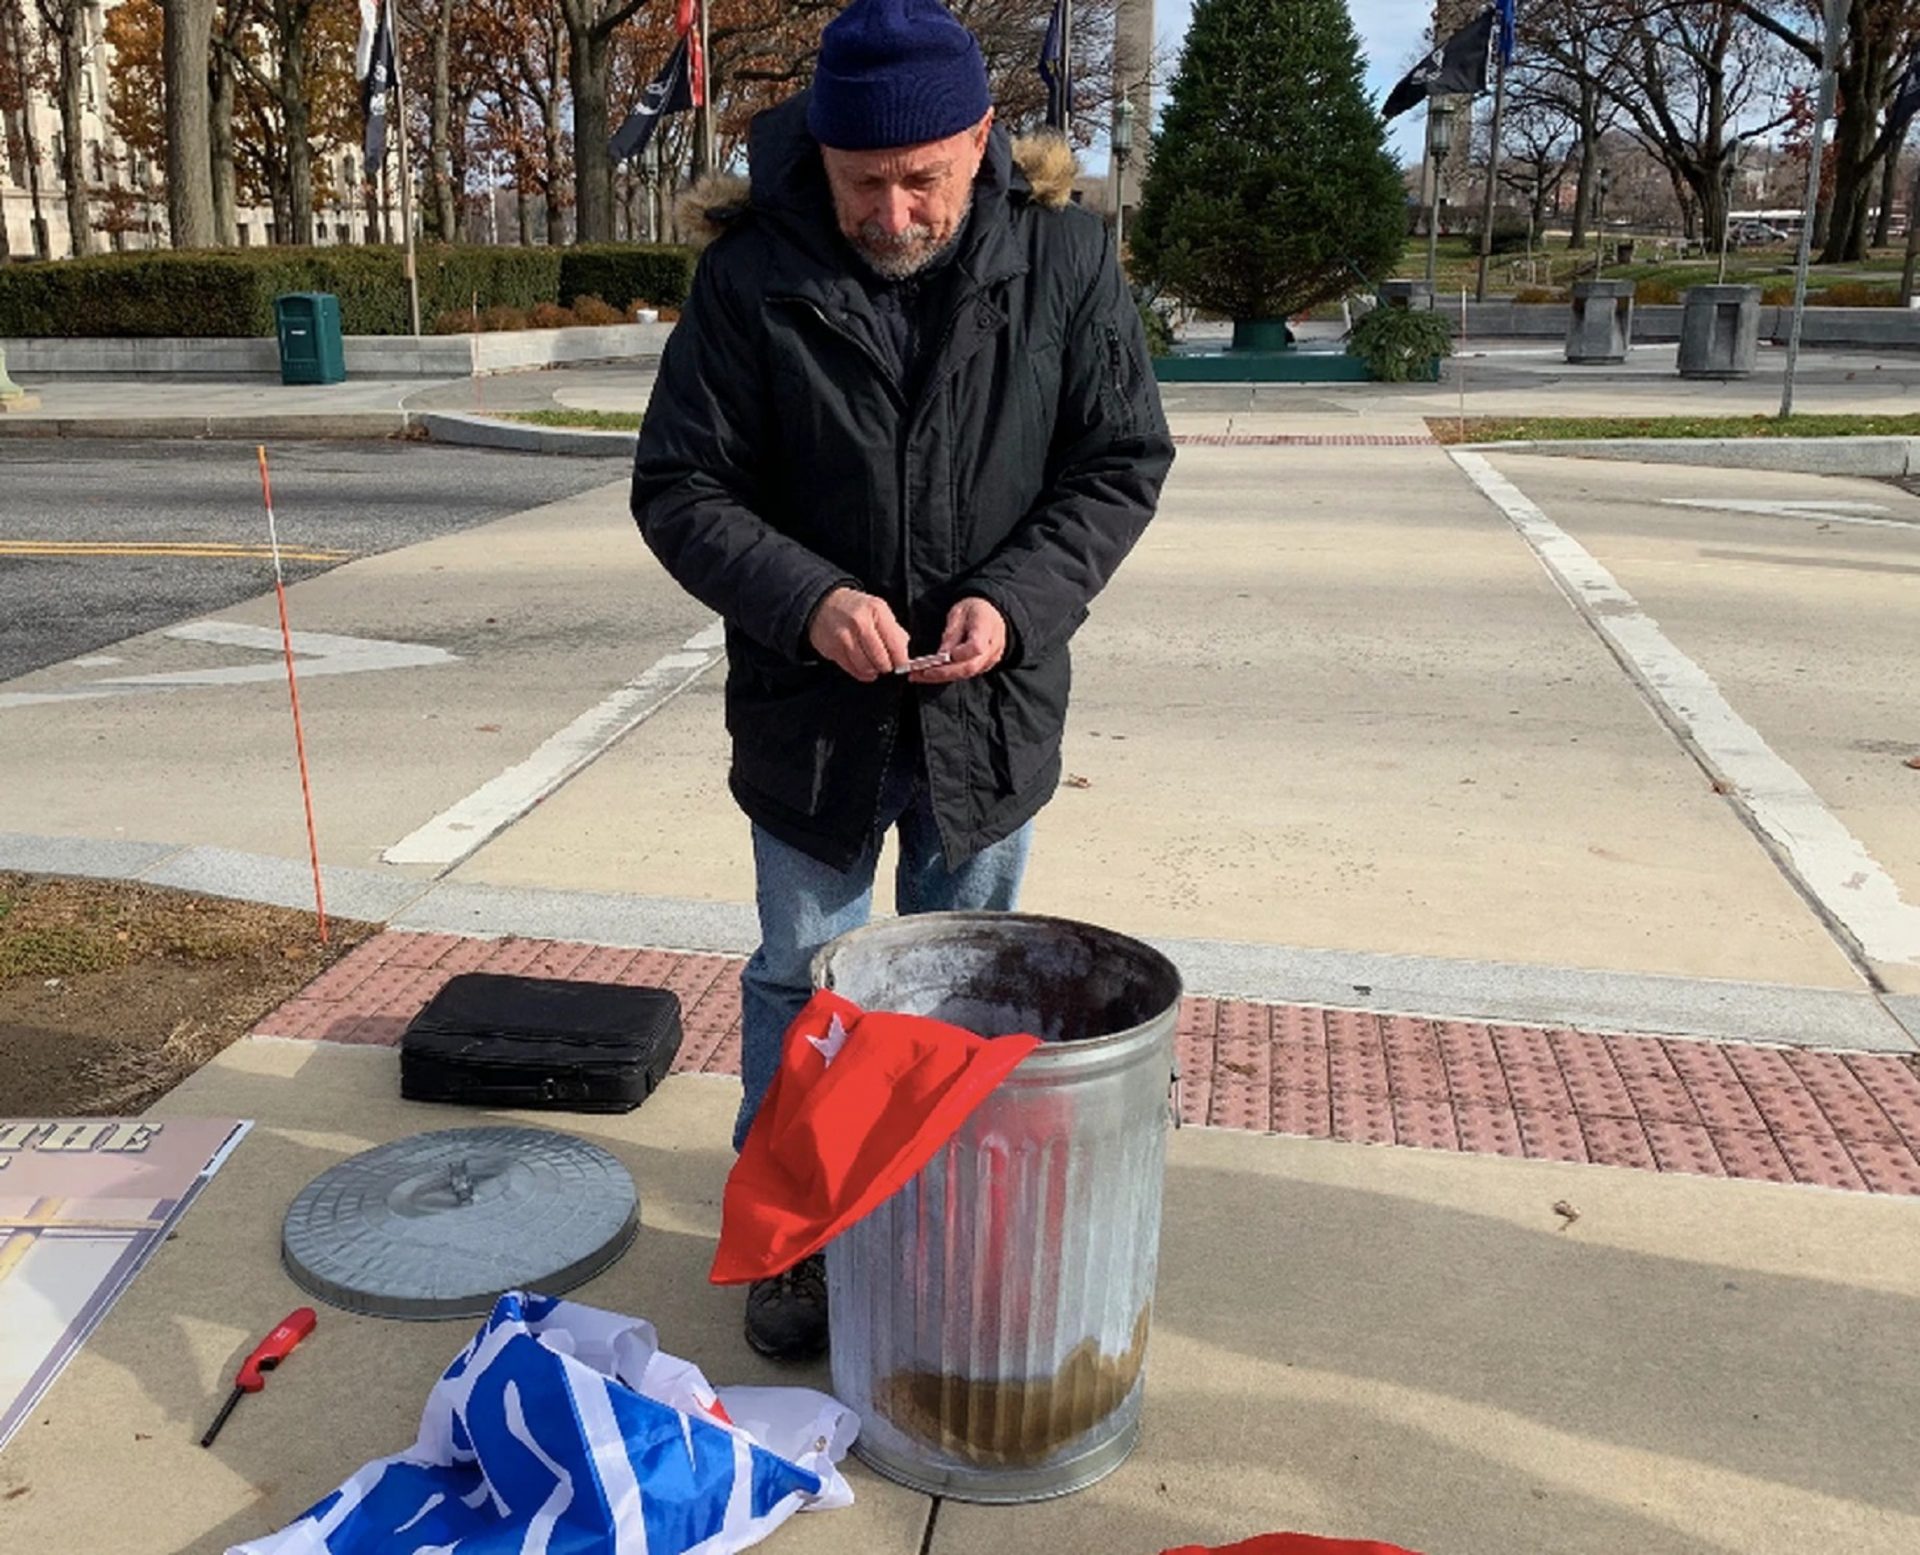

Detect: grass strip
1430,413,1920,446
501,409,642,431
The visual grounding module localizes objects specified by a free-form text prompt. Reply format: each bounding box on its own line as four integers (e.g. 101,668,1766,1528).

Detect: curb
1467,434,1920,478
2,830,1915,1054
0,411,413,441
415,410,636,456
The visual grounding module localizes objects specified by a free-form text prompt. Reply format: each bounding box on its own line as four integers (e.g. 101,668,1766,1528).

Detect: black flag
1382,8,1494,121
357,0,396,168
1038,0,1070,132
1891,50,1920,136
611,35,695,162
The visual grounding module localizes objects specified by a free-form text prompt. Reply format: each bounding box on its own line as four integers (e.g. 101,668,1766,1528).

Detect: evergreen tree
1131,0,1407,324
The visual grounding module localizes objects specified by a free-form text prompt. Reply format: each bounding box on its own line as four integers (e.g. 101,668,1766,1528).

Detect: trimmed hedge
559,244,695,311
0,243,692,337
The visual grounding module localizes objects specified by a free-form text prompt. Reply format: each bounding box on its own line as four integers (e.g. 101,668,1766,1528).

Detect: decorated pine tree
1130,0,1407,331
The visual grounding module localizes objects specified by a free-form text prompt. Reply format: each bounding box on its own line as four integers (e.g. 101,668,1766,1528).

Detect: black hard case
399,973,683,1113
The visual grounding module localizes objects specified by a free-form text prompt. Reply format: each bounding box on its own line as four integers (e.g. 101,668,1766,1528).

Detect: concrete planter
1566,279,1635,364
0,320,675,378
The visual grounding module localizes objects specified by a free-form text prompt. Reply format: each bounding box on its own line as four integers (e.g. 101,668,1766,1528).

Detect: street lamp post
1592,163,1610,279
1424,99,1455,287
1111,96,1136,256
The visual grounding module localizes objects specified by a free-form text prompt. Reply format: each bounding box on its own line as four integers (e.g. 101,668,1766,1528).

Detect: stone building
1,0,362,258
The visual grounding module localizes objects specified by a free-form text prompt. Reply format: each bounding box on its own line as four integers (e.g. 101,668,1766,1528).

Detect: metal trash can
1377,279,1435,311
274,291,346,385
1677,284,1761,379
814,912,1182,1503
1566,278,1635,364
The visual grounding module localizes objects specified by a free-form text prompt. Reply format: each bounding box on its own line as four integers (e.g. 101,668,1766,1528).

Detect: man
631,0,1172,1361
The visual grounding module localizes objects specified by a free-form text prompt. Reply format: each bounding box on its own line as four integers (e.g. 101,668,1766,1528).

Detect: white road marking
1454,449,1920,970
1662,497,1913,530
382,617,727,871
0,621,456,709
71,655,121,668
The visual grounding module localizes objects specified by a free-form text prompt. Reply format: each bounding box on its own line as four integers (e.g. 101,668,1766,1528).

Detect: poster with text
0,1117,249,1450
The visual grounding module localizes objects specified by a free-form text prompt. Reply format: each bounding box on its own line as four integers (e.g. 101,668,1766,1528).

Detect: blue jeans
735,763,1032,1150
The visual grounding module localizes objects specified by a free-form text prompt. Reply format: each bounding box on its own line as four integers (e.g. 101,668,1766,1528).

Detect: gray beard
851,217,967,281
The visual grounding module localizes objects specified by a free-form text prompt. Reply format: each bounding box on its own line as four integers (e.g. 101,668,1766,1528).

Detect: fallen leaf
1552,1199,1580,1229
1064,773,1092,789
1710,779,1731,794
1906,756,1920,771
476,724,502,733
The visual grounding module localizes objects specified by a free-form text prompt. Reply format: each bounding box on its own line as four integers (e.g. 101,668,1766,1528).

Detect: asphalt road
0,440,631,680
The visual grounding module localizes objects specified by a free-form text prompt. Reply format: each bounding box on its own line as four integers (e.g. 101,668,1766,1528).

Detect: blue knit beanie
807,0,991,151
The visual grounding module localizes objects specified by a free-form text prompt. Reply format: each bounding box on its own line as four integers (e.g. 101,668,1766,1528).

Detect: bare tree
1603,0,1794,247
1518,0,1626,248
1733,0,1920,260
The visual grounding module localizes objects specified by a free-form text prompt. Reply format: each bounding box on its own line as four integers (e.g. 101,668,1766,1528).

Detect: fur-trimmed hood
676,102,1077,250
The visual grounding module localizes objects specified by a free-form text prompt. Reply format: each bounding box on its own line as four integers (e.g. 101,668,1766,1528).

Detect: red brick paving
255,930,1920,1198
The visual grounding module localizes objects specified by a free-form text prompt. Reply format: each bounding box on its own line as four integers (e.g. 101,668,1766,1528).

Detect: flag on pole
611,0,704,161
1039,0,1070,132
677,0,707,107
1891,49,1920,135
1496,0,1516,67
355,0,396,168
1382,8,1495,121
611,34,696,160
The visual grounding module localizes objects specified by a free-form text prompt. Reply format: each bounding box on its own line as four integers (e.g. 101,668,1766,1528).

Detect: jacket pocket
987,650,1071,795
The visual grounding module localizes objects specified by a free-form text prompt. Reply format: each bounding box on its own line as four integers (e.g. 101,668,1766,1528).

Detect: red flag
710,991,1040,1285
675,0,706,107
1162,1538,1422,1555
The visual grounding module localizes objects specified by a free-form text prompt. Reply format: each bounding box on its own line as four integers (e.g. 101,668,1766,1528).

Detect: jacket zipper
773,292,907,841
1104,325,1134,432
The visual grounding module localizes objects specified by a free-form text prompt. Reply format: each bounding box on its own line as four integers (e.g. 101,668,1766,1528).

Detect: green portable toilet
273,292,346,385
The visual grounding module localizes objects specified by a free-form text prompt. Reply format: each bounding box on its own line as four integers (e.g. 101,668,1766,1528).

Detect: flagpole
698,0,714,176
1424,100,1441,286
1780,0,1848,419
1473,48,1507,302
1061,0,1072,138
385,0,422,337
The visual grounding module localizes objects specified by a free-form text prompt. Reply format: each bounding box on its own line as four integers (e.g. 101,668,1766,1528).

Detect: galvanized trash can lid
282,1126,638,1319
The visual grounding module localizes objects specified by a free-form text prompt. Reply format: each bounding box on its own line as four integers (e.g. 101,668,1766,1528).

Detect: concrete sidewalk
4,338,1920,448
3,980,1917,1554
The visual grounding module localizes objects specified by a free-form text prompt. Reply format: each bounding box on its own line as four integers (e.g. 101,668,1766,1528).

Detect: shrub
478,305,529,331
1514,286,1567,304
528,301,576,329
1129,0,1405,322
1346,303,1454,381
1819,281,1898,307
567,294,625,326
559,245,696,312
1635,279,1682,305
1760,283,1794,306
429,309,474,335
1137,295,1175,356
0,244,566,337
1470,214,1531,256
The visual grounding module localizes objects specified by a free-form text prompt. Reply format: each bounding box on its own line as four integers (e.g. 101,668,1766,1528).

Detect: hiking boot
744,1253,829,1361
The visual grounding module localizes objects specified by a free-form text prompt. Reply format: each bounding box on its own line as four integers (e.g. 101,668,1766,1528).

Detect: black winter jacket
631,95,1173,870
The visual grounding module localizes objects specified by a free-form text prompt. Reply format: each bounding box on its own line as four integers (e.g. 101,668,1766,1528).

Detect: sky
1148,0,1434,166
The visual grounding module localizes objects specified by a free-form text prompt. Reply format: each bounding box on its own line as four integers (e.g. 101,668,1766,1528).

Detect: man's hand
911,597,1007,685
807,587,910,682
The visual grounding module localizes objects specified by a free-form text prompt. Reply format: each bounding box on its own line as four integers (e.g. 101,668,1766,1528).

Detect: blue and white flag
229,1292,858,1555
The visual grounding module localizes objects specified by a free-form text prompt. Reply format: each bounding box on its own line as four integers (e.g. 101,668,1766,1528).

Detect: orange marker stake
256,446,329,945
